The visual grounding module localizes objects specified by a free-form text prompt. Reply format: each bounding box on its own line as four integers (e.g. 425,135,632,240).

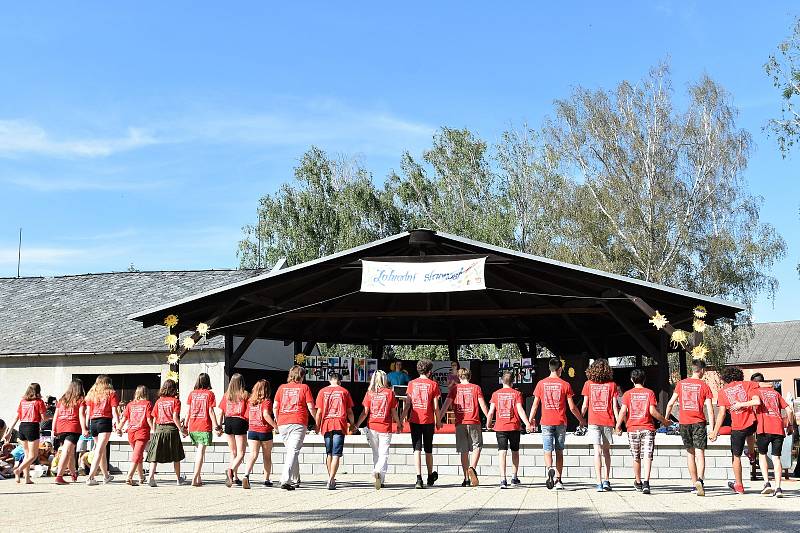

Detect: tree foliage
765,17,800,156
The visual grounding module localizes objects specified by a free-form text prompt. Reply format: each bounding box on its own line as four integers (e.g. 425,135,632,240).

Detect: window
73,373,162,404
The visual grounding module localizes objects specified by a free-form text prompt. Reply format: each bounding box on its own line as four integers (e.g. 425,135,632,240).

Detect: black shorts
410,423,435,453
18,422,40,442
247,430,273,442
496,430,521,452
89,417,113,437
224,417,249,435
730,423,757,456
58,432,81,445
756,433,785,456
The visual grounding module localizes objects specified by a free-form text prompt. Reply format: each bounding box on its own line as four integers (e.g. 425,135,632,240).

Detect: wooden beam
229,317,272,368
448,342,458,362
283,307,606,319
224,331,234,383
302,341,317,356
600,302,659,357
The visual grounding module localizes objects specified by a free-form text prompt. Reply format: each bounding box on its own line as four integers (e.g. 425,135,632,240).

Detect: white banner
360,258,486,293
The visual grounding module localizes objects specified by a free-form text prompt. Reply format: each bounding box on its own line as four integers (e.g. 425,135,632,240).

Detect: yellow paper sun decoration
182,337,196,350
167,353,180,365
693,305,707,319
567,367,575,378
670,329,689,349
295,353,306,365
693,319,707,333
648,311,669,330
196,323,210,337
691,344,709,359
164,334,178,350
164,314,179,329
166,370,180,383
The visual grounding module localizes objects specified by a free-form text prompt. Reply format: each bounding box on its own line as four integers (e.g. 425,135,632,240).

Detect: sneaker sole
374,473,381,490
546,469,555,490
242,478,250,490
468,468,479,487
694,481,705,497
761,488,774,496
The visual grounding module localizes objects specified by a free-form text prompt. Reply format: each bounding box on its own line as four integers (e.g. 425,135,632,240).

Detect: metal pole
17,228,22,277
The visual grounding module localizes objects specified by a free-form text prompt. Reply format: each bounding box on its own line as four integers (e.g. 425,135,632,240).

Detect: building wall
0,349,225,420
741,362,800,398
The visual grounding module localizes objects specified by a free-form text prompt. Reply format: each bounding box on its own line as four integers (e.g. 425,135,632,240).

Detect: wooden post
224,331,234,387
656,334,671,412
679,349,688,379
448,343,458,362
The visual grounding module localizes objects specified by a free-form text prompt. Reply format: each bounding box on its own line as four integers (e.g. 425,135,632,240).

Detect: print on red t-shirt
448,383,483,425
87,392,120,420
275,383,314,426
491,388,523,431
756,388,788,436
187,389,216,433
154,397,180,425
407,377,440,425
316,386,353,434
675,378,712,425
248,399,273,433
581,381,617,427
718,381,758,430
364,388,397,433
18,399,47,423
219,397,247,419
55,400,84,434
623,388,656,431
534,377,573,426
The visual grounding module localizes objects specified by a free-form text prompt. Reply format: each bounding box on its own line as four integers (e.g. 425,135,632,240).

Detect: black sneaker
234,477,242,486
415,476,424,489
634,481,643,492
546,468,555,490
461,478,470,487
264,480,273,487
642,481,651,495
280,483,295,491
511,476,521,485
427,471,438,487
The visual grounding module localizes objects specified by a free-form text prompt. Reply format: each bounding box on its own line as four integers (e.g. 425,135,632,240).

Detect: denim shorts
324,430,345,457
541,424,566,452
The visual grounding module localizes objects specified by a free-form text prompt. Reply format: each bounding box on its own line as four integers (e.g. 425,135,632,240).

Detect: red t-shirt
491,388,524,432
407,377,440,425
674,378,713,425
219,396,248,419
274,383,314,426
363,388,397,433
17,398,47,424
581,381,618,427
756,387,788,436
534,377,573,426
54,400,84,434
316,385,354,435
186,389,216,432
247,399,273,433
86,392,120,420
125,400,152,433
717,381,759,430
153,396,181,425
447,383,484,425
622,387,657,431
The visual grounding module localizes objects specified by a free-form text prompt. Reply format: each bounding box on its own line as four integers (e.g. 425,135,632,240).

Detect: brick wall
108,432,736,480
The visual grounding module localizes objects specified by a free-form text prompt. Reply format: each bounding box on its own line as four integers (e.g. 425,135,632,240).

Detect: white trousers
278,424,306,485
365,428,392,481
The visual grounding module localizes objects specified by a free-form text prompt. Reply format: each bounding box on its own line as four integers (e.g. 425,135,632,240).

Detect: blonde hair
133,385,149,401
225,373,249,403
501,371,513,386
457,368,471,381
287,365,305,383
60,379,85,408
369,370,388,393
86,375,114,402
250,379,271,406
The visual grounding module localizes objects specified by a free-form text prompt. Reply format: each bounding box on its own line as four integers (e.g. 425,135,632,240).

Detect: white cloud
0,246,81,267
5,174,169,192
0,119,158,158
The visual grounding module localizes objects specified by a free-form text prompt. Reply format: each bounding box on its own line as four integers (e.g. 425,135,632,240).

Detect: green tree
765,17,800,156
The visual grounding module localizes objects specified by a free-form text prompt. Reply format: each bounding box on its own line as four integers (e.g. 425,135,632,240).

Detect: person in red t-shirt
116,385,153,486
356,370,402,490
145,379,186,487
580,358,619,492
186,372,219,487
750,375,793,497
487,371,532,488
242,379,278,489
616,369,670,494
83,375,121,485
4,382,47,484
401,359,442,489
218,373,250,488
52,379,87,485
440,367,488,487
315,373,355,490
530,358,585,490
710,366,761,495
664,358,715,496
273,365,316,491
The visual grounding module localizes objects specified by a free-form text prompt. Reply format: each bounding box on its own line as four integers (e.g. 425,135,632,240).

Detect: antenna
17,227,22,277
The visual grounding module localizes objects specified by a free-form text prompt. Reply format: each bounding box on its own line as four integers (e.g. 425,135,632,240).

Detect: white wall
0,350,225,421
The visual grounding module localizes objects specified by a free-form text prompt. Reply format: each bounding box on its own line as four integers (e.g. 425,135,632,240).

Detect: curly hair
719,366,744,384
585,358,613,383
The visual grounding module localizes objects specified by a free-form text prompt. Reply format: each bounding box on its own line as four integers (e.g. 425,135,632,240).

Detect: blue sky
0,2,798,322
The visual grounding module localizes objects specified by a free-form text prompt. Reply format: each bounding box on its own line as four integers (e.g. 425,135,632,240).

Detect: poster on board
430,360,471,394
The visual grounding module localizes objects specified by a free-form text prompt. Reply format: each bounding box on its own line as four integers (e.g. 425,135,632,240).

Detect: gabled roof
0,269,263,356
728,320,800,365
129,230,745,354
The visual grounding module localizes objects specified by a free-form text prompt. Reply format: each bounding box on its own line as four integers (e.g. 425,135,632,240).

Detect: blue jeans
324,430,345,457
541,424,566,452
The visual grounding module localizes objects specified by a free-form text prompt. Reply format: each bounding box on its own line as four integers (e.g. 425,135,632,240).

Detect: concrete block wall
108,432,735,480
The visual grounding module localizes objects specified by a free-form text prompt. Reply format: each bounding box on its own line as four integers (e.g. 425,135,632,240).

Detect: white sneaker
176,478,187,486
148,477,158,487
102,475,114,485
85,478,99,486
554,480,565,490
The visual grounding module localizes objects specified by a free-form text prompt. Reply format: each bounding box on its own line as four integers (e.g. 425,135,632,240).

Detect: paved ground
2,474,799,532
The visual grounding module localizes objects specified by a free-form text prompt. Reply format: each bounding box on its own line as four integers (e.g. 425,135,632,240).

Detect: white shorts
587,424,613,446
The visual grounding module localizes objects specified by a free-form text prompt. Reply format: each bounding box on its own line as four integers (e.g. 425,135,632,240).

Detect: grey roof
728,320,800,365
0,270,263,355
